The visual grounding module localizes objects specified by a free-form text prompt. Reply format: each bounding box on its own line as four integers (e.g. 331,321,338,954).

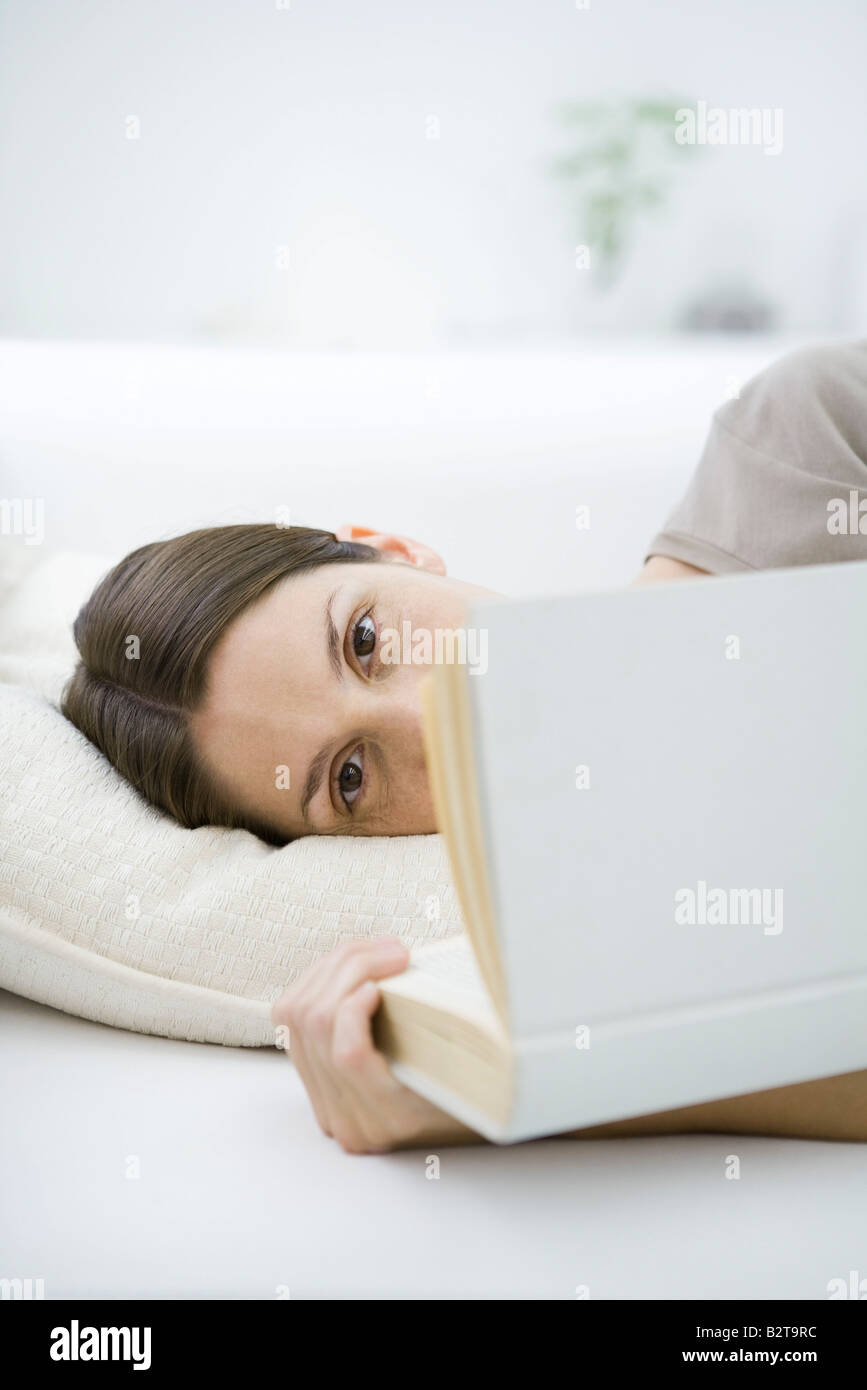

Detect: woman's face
190,528,500,839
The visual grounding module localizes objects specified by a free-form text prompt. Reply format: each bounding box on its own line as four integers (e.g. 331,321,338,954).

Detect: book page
378,934,502,1034
409,935,487,989
421,670,507,1022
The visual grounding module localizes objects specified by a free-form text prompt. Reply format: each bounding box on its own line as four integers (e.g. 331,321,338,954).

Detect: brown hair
61,524,381,845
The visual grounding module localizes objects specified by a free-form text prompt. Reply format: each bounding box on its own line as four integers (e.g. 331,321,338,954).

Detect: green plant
553,97,702,287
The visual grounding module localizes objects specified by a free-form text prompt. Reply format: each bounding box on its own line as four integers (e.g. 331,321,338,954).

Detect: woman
63,340,867,1152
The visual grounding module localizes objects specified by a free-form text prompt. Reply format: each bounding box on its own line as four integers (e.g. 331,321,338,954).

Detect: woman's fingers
314,946,410,1151
285,1032,335,1137
309,937,409,1011
271,937,411,1150
329,981,408,1152
330,979,386,1075
270,937,408,1037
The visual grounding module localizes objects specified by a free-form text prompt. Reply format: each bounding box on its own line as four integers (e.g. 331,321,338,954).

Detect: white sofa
0,333,810,594
2,334,863,1300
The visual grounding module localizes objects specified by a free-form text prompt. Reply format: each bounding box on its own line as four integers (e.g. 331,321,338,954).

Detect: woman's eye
352,613,376,666
337,751,364,808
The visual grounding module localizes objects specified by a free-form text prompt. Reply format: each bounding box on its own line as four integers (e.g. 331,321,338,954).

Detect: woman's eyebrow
325,589,344,683
300,744,331,826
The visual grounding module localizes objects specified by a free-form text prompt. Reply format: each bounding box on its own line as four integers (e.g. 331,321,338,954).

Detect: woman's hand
271,936,480,1154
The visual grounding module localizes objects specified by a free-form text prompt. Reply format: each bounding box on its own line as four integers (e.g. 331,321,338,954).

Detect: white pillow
0,546,464,1046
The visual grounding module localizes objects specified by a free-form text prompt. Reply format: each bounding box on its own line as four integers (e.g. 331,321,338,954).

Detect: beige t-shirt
646,341,867,574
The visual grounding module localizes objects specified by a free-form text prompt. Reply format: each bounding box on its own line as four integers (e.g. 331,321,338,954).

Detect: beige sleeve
646,341,867,574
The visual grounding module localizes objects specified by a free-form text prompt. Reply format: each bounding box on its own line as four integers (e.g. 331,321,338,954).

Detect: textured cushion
0,546,463,1046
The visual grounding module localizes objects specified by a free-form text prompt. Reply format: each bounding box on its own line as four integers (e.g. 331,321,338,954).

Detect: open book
374,561,867,1143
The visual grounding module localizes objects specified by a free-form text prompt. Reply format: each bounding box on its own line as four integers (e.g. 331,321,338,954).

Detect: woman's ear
335,524,446,576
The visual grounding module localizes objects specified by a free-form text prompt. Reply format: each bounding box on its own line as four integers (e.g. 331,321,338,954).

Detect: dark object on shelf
679,285,778,333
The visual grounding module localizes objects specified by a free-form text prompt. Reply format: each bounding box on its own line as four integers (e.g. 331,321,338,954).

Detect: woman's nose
353,680,428,766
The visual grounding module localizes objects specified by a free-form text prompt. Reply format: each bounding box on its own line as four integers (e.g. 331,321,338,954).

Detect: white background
2,0,866,346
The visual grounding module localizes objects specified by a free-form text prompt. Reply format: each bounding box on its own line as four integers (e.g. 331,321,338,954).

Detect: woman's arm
273,938,867,1151
562,1070,867,1143
634,555,708,584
